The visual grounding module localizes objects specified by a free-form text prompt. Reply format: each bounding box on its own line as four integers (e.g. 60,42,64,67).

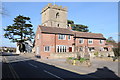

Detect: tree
106,37,116,43
4,15,35,43
67,20,89,32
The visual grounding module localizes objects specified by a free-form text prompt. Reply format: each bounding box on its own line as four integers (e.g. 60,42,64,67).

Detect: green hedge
67,57,87,62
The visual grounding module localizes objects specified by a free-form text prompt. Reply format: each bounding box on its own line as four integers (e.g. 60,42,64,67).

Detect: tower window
56,12,59,18
57,24,59,27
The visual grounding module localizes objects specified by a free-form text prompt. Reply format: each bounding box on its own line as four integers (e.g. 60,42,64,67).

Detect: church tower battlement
41,3,68,28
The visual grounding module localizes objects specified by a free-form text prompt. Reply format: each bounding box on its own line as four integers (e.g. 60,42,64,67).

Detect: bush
112,48,120,57
94,52,99,57
79,58,87,62
68,57,75,60
67,57,87,62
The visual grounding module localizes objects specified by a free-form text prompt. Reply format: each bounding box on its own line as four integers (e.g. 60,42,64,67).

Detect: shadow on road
0,52,20,56
2,55,120,80
87,67,119,79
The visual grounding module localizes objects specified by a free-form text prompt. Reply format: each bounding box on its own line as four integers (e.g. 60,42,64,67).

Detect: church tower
41,3,68,28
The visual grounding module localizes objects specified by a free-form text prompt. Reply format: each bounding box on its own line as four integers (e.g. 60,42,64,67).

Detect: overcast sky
1,2,118,47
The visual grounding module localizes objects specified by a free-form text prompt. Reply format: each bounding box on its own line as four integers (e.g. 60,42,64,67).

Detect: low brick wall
89,51,114,58
49,51,114,59
49,52,77,59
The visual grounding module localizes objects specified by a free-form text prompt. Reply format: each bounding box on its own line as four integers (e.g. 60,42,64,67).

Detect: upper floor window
88,39,93,44
68,35,71,40
58,34,66,40
79,38,84,44
44,46,50,52
100,40,104,44
56,12,59,18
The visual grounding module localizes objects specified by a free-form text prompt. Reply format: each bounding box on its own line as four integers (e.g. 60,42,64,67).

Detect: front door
69,47,72,52
36,46,40,55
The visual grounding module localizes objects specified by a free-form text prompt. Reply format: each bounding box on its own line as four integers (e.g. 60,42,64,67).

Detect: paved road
2,52,94,80
2,52,120,80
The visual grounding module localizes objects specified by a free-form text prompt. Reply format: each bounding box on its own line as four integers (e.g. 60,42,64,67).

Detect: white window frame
88,39,93,44
37,34,40,39
57,45,67,53
68,35,71,40
99,40,104,44
58,34,66,40
79,38,84,44
44,46,50,52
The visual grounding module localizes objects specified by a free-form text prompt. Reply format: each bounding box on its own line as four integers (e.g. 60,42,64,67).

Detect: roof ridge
39,25,70,30
73,31,102,35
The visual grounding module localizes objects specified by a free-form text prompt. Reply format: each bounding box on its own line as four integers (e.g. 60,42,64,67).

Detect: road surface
1,52,119,80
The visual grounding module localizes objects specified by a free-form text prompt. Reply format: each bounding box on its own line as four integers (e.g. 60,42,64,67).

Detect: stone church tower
41,3,68,28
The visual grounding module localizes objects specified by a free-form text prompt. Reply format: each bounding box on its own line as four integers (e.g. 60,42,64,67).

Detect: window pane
65,46,66,52
63,46,64,52
45,46,50,51
57,46,59,52
68,35,71,40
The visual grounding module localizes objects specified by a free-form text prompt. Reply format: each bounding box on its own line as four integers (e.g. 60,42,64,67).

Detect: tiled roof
39,25,74,35
105,42,118,48
73,31,106,39
39,25,106,39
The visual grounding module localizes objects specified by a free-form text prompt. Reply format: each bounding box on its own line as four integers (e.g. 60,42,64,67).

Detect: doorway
36,46,40,55
69,47,72,52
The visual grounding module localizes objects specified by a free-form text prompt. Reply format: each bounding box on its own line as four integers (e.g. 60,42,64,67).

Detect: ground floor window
57,45,66,53
104,47,108,51
44,46,50,52
88,47,95,51
79,47,83,51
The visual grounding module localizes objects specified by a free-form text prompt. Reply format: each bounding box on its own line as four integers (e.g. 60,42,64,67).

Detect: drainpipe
55,34,56,53
74,33,76,52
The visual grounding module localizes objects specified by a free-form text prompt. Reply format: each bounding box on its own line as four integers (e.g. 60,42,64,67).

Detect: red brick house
35,25,113,58
35,26,74,58
73,31,113,52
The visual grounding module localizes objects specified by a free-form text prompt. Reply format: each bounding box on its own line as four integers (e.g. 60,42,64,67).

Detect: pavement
19,53,119,78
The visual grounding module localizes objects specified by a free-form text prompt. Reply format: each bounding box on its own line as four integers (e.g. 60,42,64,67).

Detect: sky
1,2,118,47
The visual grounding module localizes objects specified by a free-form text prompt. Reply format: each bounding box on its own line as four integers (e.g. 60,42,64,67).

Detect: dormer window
56,12,59,18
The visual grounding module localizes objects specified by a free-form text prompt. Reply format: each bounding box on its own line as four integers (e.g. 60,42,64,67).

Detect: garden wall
49,52,77,59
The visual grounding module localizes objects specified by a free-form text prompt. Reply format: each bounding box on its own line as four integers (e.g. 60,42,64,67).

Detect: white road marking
9,59,30,63
3,56,20,79
28,63,38,68
44,70,64,80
